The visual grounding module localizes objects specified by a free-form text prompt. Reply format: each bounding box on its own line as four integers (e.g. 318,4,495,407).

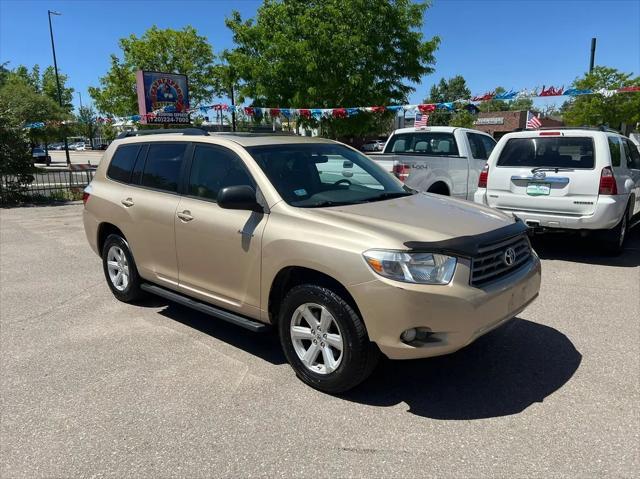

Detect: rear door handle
177,210,194,222
121,198,134,207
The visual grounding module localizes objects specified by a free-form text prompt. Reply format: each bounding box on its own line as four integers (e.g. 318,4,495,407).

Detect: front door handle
177,210,194,222
121,198,134,207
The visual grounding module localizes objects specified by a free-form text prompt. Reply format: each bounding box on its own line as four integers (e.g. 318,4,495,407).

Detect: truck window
497,137,595,169
466,133,496,160
385,132,459,156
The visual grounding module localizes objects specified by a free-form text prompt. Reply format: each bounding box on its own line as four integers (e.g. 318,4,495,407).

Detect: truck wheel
102,234,144,302
278,284,379,393
599,205,629,256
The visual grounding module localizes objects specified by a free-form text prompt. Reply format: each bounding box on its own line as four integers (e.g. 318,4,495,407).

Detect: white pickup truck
368,126,497,200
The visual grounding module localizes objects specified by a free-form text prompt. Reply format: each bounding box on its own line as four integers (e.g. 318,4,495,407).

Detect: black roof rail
537,126,620,133
116,128,209,139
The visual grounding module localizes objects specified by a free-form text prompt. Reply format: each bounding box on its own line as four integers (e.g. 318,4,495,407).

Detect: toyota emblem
503,247,516,266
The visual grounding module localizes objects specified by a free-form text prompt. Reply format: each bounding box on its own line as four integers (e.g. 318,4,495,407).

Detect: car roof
114,132,337,148
499,129,625,140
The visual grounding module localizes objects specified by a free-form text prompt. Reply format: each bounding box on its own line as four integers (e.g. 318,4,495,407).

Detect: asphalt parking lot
1,203,638,477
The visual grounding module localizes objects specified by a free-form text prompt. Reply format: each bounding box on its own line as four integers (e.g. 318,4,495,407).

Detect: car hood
304,193,515,246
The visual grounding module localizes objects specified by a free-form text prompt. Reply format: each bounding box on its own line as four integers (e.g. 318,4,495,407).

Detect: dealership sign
135,71,190,124
474,117,505,125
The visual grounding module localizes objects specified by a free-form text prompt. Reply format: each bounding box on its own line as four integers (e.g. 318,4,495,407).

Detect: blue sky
1,0,639,113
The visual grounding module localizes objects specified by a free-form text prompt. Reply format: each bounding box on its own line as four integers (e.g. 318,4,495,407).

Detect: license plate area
526,182,551,196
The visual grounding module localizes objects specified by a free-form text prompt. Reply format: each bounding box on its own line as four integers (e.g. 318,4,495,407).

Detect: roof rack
116,128,209,139
538,126,620,133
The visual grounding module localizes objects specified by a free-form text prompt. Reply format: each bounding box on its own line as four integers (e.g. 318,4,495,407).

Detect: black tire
599,205,629,256
278,284,379,393
101,234,144,302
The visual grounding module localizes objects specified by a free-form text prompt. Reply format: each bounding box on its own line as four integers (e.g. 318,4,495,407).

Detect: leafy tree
449,110,475,128
0,107,36,203
226,0,439,138
5,64,73,111
89,25,218,116
425,75,471,125
42,66,74,111
213,50,242,130
76,106,98,145
563,66,640,128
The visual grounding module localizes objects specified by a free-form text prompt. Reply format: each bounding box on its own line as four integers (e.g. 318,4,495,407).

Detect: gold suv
83,129,541,392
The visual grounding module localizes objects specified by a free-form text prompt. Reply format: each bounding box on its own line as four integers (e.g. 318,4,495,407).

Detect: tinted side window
141,143,186,193
467,133,491,159
188,145,254,202
625,140,640,169
608,137,621,167
480,135,497,158
107,145,141,183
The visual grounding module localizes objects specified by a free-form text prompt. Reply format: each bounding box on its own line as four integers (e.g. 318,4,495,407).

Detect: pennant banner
23,85,640,129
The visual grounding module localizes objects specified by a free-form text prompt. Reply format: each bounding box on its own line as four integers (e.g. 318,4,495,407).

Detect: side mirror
218,185,263,213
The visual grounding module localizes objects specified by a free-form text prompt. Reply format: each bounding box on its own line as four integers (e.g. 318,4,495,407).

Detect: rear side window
188,145,254,202
624,139,640,169
140,143,187,193
467,133,496,159
497,137,595,168
608,137,621,167
107,145,141,183
385,132,459,156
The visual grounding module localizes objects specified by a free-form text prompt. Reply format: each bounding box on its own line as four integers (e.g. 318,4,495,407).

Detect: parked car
474,127,640,254
369,126,497,199
71,142,87,151
83,129,541,392
361,139,385,152
31,147,51,164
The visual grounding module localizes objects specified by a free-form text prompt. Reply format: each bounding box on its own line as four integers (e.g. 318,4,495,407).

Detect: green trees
0,108,35,203
89,26,218,116
226,0,439,138
425,75,471,126
562,66,640,128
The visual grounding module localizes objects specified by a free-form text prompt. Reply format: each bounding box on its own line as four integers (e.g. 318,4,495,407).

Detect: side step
141,283,270,332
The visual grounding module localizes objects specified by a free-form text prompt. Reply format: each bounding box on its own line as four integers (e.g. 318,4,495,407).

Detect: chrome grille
471,234,532,287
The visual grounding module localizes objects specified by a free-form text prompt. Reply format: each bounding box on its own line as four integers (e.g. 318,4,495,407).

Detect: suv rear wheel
102,234,144,302
278,284,379,393
599,204,629,255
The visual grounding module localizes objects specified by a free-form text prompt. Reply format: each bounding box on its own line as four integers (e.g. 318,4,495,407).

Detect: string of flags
24,85,640,129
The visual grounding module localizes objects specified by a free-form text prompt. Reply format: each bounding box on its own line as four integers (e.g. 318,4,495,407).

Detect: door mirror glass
218,185,262,212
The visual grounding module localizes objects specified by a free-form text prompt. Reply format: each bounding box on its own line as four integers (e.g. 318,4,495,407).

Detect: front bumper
348,255,541,360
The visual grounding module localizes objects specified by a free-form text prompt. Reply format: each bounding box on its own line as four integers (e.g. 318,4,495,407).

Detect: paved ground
1,203,638,477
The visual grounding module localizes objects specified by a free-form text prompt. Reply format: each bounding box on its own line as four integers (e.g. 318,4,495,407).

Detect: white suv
474,128,640,254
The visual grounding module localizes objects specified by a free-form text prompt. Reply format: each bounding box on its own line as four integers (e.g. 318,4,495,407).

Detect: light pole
48,10,71,167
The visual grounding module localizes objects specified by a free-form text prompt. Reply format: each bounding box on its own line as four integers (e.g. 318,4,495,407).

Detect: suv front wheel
279,284,379,393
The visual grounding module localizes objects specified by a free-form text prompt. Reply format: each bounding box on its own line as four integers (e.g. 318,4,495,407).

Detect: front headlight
363,250,457,285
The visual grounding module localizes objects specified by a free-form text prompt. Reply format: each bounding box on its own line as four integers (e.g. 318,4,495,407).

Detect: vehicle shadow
342,318,582,419
530,225,640,267
142,299,286,366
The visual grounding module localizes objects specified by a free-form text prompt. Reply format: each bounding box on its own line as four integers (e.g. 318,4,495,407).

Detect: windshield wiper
531,167,575,173
359,191,414,203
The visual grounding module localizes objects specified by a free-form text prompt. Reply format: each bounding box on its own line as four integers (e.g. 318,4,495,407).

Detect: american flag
414,113,429,127
526,111,542,129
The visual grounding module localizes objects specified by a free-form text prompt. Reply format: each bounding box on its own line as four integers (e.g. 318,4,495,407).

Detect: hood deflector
404,219,528,258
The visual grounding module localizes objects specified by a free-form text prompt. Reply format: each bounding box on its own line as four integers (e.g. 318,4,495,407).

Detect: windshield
247,143,409,207
384,132,459,156
497,137,595,168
